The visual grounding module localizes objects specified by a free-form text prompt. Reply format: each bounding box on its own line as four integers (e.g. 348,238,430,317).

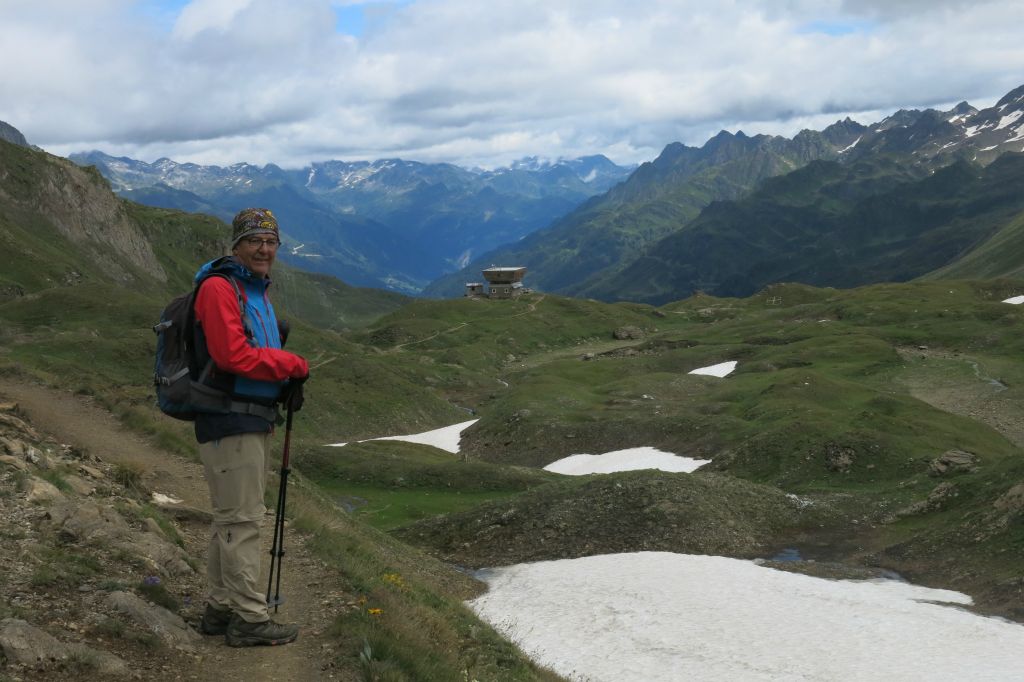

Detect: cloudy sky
2,0,1022,169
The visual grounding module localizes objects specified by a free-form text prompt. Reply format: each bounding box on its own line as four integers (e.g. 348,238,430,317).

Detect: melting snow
544,447,709,475
838,136,862,153
326,419,478,453
469,552,1024,682
963,122,992,137
1002,295,1024,304
995,110,1023,130
689,361,737,377
151,492,182,505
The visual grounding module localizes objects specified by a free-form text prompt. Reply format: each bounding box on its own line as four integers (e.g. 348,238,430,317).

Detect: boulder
994,483,1024,514
105,591,201,652
896,482,959,518
24,476,65,504
613,326,644,340
824,442,856,473
0,618,128,676
51,500,193,577
62,473,96,496
0,435,26,457
0,411,39,440
0,454,28,471
929,449,979,476
0,617,67,666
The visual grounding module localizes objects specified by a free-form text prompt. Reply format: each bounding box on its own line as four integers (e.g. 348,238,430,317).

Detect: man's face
232,234,279,278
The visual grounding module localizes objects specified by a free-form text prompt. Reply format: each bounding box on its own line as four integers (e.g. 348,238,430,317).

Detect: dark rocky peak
0,120,29,147
994,84,1024,110
821,117,869,147
945,101,978,122
648,141,698,171
873,108,925,132
701,129,765,162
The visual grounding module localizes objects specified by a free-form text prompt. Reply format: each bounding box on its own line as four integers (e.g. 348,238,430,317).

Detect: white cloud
1,0,1022,168
172,0,253,40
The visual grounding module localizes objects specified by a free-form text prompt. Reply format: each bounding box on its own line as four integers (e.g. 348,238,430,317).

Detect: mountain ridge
426,83,1024,301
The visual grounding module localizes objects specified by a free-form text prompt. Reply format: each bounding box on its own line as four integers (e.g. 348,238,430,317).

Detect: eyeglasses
243,237,281,250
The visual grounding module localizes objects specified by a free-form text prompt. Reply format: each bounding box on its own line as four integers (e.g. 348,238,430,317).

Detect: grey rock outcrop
613,326,645,340
929,449,979,476
48,499,194,577
0,618,129,676
105,591,202,652
0,121,28,147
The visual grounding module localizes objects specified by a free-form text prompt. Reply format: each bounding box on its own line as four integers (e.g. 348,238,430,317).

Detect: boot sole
225,632,298,647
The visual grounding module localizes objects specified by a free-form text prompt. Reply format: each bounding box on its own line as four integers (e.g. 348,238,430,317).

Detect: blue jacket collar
194,256,272,290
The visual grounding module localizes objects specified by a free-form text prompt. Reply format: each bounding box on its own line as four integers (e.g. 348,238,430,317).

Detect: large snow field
469,552,1024,682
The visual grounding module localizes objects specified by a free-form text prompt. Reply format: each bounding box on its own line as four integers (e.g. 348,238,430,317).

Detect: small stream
766,548,905,582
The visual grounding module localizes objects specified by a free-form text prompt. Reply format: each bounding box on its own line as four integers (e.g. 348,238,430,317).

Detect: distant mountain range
426,84,1024,301
68,151,634,293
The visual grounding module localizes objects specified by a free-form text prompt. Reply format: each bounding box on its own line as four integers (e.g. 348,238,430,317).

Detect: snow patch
689,361,737,377
1002,295,1024,305
995,110,1023,130
469,552,1024,682
544,447,709,475
838,136,861,153
326,419,478,454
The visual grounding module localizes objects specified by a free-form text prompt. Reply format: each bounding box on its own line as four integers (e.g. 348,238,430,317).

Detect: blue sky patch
134,0,192,31
336,4,367,36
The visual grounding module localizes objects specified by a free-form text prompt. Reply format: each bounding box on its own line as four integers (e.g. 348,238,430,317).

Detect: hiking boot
225,614,299,647
199,604,232,636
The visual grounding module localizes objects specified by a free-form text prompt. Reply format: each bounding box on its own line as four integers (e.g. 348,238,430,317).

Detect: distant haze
2,0,1022,168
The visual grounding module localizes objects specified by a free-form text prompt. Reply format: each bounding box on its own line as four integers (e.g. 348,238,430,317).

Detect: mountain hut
482,266,528,298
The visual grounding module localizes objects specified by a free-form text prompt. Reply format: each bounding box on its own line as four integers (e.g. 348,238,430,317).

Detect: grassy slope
376,279,1024,618
923,210,1024,280
594,153,1024,304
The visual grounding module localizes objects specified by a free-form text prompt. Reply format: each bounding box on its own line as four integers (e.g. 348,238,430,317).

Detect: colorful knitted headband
231,208,280,248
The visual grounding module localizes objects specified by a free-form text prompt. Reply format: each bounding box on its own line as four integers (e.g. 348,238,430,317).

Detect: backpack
152,274,277,422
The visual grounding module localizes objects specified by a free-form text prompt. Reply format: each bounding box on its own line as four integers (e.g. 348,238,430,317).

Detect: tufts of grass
112,462,146,493
286,477,561,682
38,468,71,493
94,617,127,639
30,547,102,587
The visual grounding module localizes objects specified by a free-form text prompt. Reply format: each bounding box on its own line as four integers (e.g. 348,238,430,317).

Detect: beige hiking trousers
199,432,270,623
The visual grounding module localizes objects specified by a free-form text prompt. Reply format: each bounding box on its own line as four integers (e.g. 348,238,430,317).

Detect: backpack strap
195,275,253,384
193,275,278,423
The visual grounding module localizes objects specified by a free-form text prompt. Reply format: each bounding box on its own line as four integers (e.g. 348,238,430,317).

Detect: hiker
193,208,309,647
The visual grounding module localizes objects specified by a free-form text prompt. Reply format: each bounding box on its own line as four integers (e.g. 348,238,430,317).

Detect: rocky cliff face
0,141,166,283
0,121,28,148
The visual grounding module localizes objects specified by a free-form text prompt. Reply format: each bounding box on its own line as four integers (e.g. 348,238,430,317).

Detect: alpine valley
69,150,633,295
1,84,1024,680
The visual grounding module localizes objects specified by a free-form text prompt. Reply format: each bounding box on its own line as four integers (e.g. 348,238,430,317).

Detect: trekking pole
266,398,295,613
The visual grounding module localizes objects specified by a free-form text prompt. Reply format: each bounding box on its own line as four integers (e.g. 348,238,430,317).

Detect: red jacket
195,276,308,383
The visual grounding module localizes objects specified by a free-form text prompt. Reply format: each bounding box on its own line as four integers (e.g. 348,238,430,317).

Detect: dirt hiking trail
0,377,359,682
